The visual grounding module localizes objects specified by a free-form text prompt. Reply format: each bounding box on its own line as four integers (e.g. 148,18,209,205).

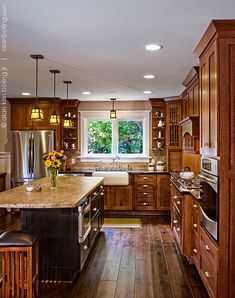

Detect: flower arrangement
42,150,67,170
43,150,67,189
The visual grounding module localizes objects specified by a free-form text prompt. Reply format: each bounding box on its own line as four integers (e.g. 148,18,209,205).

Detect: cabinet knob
173,195,178,199
93,228,98,232
92,208,97,212
100,192,104,196
143,193,147,196
93,192,97,196
143,177,148,180
100,185,104,190
176,228,180,231
205,244,210,251
193,224,198,228
143,185,148,188
204,143,209,147
83,245,88,250
204,271,211,278
173,220,178,224
176,201,181,205
193,248,198,254
193,204,198,208
143,202,147,206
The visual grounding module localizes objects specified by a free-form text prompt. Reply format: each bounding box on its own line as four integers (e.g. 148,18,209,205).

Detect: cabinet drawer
200,227,219,270
136,191,154,200
200,255,217,298
192,235,200,268
79,235,90,269
192,211,199,235
135,175,155,184
172,209,182,247
91,195,100,219
135,201,155,210
90,214,99,245
173,195,182,216
136,184,154,191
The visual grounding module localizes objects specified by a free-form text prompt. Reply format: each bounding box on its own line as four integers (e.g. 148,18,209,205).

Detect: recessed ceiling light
143,90,152,94
22,92,31,96
82,91,91,95
143,74,156,79
145,44,163,51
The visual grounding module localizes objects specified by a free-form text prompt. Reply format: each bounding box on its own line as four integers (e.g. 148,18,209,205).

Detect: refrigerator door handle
28,136,32,175
31,138,35,174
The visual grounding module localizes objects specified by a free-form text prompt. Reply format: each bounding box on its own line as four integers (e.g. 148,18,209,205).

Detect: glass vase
48,168,58,190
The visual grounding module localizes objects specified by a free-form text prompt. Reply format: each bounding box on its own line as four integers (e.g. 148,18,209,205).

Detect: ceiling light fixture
30,54,44,121
82,91,91,95
63,81,73,128
145,44,163,51
110,98,117,119
22,92,31,96
143,74,156,79
49,69,60,125
143,90,152,94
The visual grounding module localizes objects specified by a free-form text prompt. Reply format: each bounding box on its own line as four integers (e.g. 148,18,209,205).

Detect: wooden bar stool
0,230,38,298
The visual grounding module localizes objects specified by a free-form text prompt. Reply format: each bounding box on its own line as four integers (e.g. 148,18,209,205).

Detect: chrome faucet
112,155,120,163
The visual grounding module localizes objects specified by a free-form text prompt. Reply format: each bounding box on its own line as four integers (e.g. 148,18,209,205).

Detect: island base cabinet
21,208,79,282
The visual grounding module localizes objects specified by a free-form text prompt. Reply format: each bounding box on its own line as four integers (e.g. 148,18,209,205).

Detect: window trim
80,110,150,162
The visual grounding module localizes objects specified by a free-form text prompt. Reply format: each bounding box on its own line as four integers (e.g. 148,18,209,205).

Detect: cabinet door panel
157,175,170,210
209,51,217,153
109,186,132,210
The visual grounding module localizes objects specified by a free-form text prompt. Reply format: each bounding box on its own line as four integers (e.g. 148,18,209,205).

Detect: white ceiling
4,0,235,101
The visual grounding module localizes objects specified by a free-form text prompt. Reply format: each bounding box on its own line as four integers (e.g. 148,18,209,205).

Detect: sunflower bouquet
43,150,67,189
43,150,67,170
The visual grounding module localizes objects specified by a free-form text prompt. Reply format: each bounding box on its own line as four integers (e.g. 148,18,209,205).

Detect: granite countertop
128,170,168,174
0,176,104,209
59,170,169,174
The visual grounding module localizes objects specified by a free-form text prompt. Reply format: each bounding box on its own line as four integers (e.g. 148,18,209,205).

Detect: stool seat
0,230,37,247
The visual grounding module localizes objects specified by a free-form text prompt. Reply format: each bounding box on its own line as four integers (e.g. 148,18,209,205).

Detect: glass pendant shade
30,104,44,121
110,109,116,119
110,98,117,119
63,118,73,127
30,54,44,121
49,110,60,125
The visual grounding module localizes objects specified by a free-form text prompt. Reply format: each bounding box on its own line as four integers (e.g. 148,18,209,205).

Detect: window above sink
80,110,150,162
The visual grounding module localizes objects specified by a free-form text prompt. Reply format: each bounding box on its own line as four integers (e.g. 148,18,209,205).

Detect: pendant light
30,54,44,121
63,81,73,128
110,98,117,119
49,69,60,125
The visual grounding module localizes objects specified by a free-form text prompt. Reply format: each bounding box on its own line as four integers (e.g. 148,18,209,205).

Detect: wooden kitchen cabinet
104,185,132,210
156,174,170,210
182,66,200,119
134,174,156,210
197,43,218,156
199,226,219,298
191,199,201,270
8,98,62,150
171,183,192,256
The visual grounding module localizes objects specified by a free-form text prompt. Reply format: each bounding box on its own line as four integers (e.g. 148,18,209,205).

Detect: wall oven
198,156,219,241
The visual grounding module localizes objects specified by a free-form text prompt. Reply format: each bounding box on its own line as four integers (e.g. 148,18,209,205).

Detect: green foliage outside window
88,121,112,153
118,120,143,154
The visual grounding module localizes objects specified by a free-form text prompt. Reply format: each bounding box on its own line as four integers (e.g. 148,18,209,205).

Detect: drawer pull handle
193,204,198,208
193,248,197,254
143,185,148,188
93,192,97,196
92,208,97,212
176,228,180,231
204,143,209,147
143,193,147,196
205,245,210,251
176,201,181,205
100,185,104,190
143,177,148,180
173,220,178,224
173,195,178,199
93,228,98,232
205,271,210,278
100,192,104,196
83,245,88,250
143,202,147,206
193,224,198,228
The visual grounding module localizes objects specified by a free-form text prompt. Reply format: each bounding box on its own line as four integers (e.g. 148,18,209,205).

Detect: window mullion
112,119,118,155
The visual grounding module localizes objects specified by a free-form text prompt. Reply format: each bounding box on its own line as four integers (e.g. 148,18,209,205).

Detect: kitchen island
0,176,104,282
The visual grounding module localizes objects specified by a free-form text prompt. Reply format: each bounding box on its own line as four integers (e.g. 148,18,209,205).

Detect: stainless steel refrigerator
11,130,55,186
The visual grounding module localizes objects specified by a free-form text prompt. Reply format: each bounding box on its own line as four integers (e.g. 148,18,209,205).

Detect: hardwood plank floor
0,214,208,298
